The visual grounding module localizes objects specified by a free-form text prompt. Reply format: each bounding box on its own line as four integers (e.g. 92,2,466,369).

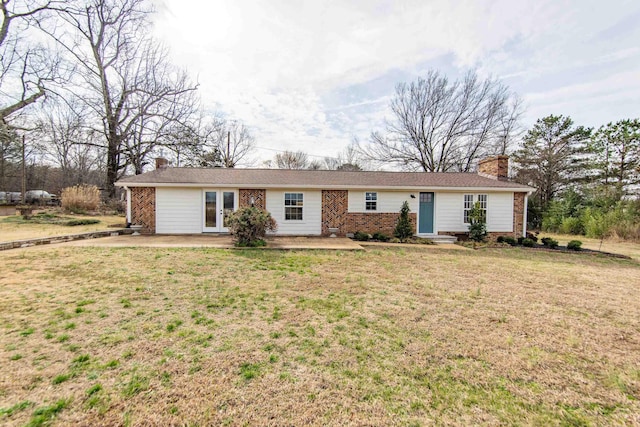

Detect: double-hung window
284,193,303,220
463,194,487,223
365,192,377,211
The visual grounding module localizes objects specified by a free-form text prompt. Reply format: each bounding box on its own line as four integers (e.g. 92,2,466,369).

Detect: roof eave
116,181,534,192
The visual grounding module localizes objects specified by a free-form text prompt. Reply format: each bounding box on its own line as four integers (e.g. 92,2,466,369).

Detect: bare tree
271,150,309,169
324,141,365,171
0,1,66,121
216,120,255,168
44,0,198,196
119,41,199,174
362,70,523,172
0,120,19,190
36,100,102,188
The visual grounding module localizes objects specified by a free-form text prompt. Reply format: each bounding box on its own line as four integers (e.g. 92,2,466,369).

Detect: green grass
0,246,638,425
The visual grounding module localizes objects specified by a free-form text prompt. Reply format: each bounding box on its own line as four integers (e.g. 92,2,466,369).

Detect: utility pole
21,134,26,203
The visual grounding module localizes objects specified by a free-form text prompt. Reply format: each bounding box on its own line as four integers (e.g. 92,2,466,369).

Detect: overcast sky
152,0,640,165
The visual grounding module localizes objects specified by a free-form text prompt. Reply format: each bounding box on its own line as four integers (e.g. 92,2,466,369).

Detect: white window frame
365,191,377,211
284,192,304,221
464,194,487,224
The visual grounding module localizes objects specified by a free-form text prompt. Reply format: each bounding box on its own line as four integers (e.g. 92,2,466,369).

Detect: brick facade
346,212,416,237
239,189,266,209
130,187,156,234
478,155,509,181
513,192,526,237
321,190,348,236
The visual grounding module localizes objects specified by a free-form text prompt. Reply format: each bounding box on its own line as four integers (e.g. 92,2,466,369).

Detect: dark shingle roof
116,167,534,191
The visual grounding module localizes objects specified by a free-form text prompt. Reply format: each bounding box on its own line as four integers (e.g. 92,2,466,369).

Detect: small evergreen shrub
496,236,505,243
517,236,525,245
521,238,535,247
61,185,101,213
503,236,518,246
540,237,559,249
567,240,583,251
353,231,370,241
394,201,414,242
226,207,277,247
467,201,487,242
372,232,390,242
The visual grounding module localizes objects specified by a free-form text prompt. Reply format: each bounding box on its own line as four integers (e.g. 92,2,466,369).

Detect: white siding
435,193,464,232
156,188,202,234
266,189,322,235
435,192,514,233
486,193,514,232
348,191,418,213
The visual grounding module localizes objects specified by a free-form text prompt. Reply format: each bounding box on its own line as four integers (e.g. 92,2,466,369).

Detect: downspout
125,186,132,226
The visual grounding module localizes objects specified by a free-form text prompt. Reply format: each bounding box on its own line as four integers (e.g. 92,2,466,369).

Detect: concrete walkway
64,234,365,250
1,231,467,252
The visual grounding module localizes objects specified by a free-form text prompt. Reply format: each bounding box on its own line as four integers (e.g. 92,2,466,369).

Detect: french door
203,190,236,232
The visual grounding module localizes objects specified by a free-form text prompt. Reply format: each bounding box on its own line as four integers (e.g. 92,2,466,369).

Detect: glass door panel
222,191,235,230
205,191,217,229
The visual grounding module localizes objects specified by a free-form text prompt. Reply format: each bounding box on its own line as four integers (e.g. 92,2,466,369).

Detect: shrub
394,201,414,242
503,236,518,246
372,232,389,242
496,236,505,243
517,236,525,245
567,240,583,251
61,185,101,213
467,201,487,242
226,207,277,247
353,231,370,241
521,238,535,247
540,237,559,249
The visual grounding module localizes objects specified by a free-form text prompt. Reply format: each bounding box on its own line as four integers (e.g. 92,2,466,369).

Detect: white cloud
152,0,640,163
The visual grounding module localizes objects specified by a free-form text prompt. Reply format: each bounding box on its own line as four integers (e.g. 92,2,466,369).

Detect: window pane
420,193,433,203
284,193,303,220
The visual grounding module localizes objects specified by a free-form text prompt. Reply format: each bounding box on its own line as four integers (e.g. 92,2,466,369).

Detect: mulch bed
469,243,632,259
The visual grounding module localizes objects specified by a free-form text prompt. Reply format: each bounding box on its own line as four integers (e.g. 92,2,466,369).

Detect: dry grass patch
0,213,125,242
0,246,639,426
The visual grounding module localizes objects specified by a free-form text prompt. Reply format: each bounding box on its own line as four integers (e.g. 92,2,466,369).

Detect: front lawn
0,246,638,425
0,212,125,242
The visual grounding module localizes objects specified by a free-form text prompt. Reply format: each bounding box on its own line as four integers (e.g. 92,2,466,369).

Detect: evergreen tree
589,119,640,198
394,201,414,242
513,115,591,212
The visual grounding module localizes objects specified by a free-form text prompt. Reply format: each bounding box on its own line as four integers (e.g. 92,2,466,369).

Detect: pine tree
394,201,414,242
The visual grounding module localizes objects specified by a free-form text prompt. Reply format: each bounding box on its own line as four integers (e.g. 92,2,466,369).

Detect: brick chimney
478,155,509,181
155,157,169,170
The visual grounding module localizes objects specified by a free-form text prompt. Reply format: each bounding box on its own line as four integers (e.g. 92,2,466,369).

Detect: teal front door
419,192,434,234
